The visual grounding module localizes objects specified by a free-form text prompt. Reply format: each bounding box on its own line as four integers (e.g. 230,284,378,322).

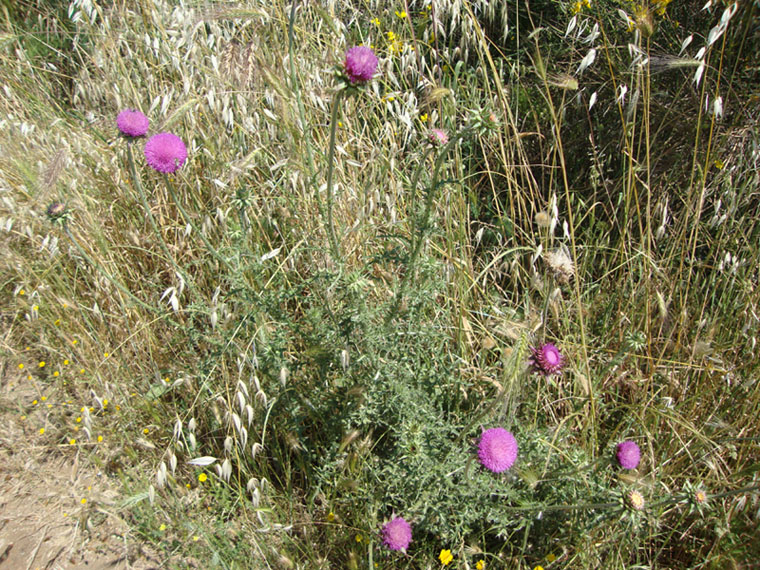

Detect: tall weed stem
324,90,345,263
385,129,469,326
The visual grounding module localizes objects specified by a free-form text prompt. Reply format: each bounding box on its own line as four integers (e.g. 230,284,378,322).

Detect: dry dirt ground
0,370,161,570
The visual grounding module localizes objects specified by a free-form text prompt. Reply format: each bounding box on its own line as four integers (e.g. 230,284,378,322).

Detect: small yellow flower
198,473,207,483
18,363,24,370
386,31,396,41
534,567,545,570
27,375,32,380
546,553,557,562
80,498,87,504
97,435,103,442
103,399,109,406
54,319,60,326
159,524,167,531
714,159,725,170
89,407,94,412
63,360,69,365
439,549,453,565
371,17,380,26
103,352,109,358
76,417,82,423
395,10,407,18
79,368,85,374
39,361,46,368
326,512,335,522
355,534,363,543
32,304,39,311
69,438,76,445
695,490,707,504
63,512,67,517
20,415,26,421
41,396,47,401
72,339,78,345
185,483,191,489
53,371,59,377
18,289,25,295
143,428,150,435
419,113,428,123
39,427,45,434
47,404,53,408
476,561,485,570
33,399,38,405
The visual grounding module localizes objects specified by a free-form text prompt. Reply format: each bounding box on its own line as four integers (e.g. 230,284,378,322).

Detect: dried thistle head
545,246,575,283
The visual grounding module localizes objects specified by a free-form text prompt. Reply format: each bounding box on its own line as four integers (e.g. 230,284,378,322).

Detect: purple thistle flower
144,132,187,173
116,109,149,137
529,343,565,375
344,46,378,84
428,128,449,146
381,517,412,551
616,440,641,470
478,428,518,473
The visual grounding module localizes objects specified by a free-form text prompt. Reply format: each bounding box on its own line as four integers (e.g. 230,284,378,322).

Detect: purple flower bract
429,128,449,146
530,343,565,375
144,132,187,173
344,46,378,84
616,440,641,469
116,109,149,137
382,517,412,551
478,428,518,473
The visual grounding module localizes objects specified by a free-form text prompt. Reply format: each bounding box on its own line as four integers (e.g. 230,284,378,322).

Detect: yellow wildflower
439,549,453,565
198,473,207,482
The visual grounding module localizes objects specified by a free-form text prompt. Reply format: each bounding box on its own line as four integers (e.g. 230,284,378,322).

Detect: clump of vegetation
1,0,758,567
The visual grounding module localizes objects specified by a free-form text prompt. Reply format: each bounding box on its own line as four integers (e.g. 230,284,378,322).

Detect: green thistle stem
324,90,345,263
126,143,190,285
385,128,471,326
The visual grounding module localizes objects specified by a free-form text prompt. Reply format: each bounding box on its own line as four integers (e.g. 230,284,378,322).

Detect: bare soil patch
0,371,159,570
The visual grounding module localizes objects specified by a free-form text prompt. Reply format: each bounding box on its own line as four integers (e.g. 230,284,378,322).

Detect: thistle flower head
381,516,412,551
47,201,66,219
144,132,187,173
616,440,641,470
344,46,378,84
478,428,518,473
627,489,645,511
545,247,575,282
116,109,149,137
428,128,449,146
529,343,565,375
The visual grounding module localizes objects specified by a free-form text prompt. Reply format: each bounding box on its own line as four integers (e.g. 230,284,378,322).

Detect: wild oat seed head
344,46,378,84
381,516,412,551
144,132,188,173
116,109,149,137
478,428,518,473
529,343,565,375
616,440,641,469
